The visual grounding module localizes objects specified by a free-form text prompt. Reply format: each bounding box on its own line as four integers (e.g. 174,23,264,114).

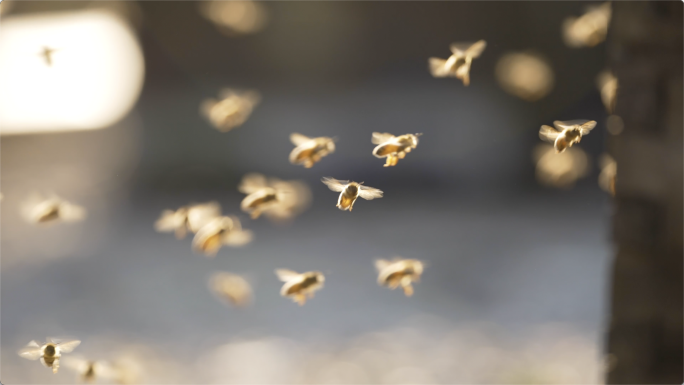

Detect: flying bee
239,173,310,220
539,120,597,153
429,40,486,86
533,144,589,188
596,70,618,114
18,338,81,373
289,133,336,168
599,154,617,196
201,88,260,132
192,216,253,257
209,271,253,307
563,2,611,48
21,193,86,225
371,132,421,167
321,177,383,211
63,356,118,383
154,201,221,239
375,259,424,297
39,46,60,66
275,269,325,306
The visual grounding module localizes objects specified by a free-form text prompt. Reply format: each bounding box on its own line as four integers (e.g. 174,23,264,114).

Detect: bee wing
358,185,384,200
18,341,43,360
579,120,597,135
59,202,86,222
275,269,300,282
290,133,311,146
57,339,81,353
154,209,184,232
321,177,348,192
539,125,561,142
239,173,268,194
375,259,392,271
449,43,468,56
428,57,449,77
187,202,222,233
464,40,487,58
224,229,253,246
371,132,395,145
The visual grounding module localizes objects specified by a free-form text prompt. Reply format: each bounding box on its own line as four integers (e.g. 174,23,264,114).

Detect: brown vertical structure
607,2,683,384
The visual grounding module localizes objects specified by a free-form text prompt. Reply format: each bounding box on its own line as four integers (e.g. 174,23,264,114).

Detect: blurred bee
596,70,618,114
429,40,487,86
533,144,589,188
39,46,59,66
599,154,617,196
321,177,383,211
18,338,81,373
275,269,325,306
201,88,260,132
375,259,424,297
289,133,336,168
63,356,118,383
21,193,86,225
371,132,421,167
239,173,311,220
563,2,611,48
154,201,221,239
192,216,253,257
209,271,253,307
539,120,596,153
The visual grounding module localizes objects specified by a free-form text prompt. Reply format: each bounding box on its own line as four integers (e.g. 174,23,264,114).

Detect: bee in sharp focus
321,177,383,211
155,201,221,239
275,269,325,306
192,216,253,257
429,40,487,86
371,132,421,167
375,259,424,297
539,120,596,153
209,271,253,307
21,193,86,225
201,88,260,132
289,133,336,168
18,338,81,373
63,356,118,383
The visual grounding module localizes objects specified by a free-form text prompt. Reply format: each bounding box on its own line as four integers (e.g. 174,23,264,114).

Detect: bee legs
402,284,414,297
304,160,314,168
295,294,307,306
398,151,406,159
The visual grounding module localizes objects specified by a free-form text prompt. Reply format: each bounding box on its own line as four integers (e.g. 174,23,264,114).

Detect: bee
371,132,421,167
275,269,325,306
429,40,487,86
154,201,221,239
239,173,310,220
39,46,59,66
289,133,336,168
321,177,383,211
533,144,589,188
63,356,118,383
375,259,424,297
596,70,618,114
192,216,253,257
563,2,611,48
18,338,81,373
599,154,617,196
21,194,86,225
201,88,260,132
539,120,596,153
209,271,253,307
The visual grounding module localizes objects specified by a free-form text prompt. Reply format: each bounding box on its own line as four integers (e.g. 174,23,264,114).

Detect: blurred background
1,1,677,384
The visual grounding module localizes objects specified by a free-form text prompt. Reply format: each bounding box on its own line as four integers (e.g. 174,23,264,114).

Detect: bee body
376,259,424,297
371,133,420,167
338,183,360,211
19,338,81,374
540,120,596,154
289,137,335,168
276,270,325,306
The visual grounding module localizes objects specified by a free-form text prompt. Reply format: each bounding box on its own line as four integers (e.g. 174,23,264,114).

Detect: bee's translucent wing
224,229,253,246
275,269,300,282
579,120,597,135
239,173,268,194
18,341,43,360
358,186,384,200
553,120,592,131
57,339,81,353
428,57,449,78
154,209,184,232
539,125,561,142
464,40,487,58
375,259,391,271
290,133,311,146
187,202,222,233
371,132,395,145
321,177,348,192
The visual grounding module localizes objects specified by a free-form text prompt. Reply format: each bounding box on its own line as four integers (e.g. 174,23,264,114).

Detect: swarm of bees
18,338,81,373
376,259,424,297
371,132,421,167
539,120,596,154
201,88,260,132
276,269,325,306
21,193,86,225
209,271,253,307
429,40,487,86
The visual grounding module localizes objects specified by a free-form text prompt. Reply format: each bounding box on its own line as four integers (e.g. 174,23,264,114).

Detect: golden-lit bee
371,132,421,167
275,269,325,306
192,216,253,257
539,120,596,153
154,201,221,239
209,271,253,307
39,46,59,66
533,144,590,188
199,0,268,36
201,88,260,132
563,2,611,48
599,154,617,196
429,40,486,86
18,338,81,374
375,259,424,297
239,173,311,220
321,177,383,211
495,51,555,101
596,70,618,114
21,194,86,225
63,356,118,383
289,133,336,168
